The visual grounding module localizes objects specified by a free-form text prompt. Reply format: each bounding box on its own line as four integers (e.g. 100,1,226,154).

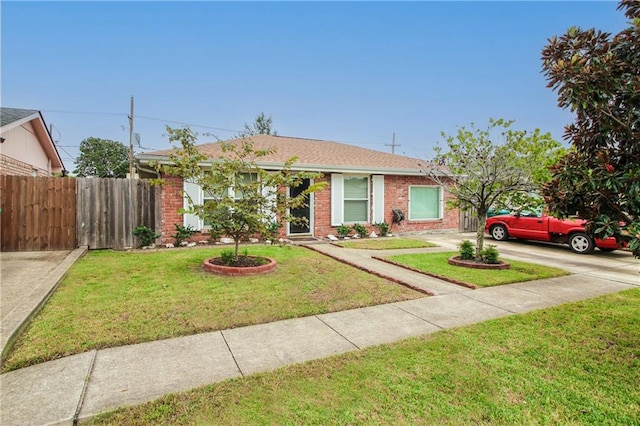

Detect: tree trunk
234,238,240,261
476,213,487,261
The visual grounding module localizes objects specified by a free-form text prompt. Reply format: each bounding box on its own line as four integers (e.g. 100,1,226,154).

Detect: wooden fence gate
76,178,161,249
0,176,77,251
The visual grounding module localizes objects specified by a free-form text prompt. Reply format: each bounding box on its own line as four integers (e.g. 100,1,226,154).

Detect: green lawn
387,251,570,288
2,246,421,372
91,289,640,425
338,238,436,250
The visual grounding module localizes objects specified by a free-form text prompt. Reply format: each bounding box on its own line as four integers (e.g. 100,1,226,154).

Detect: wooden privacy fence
459,208,478,233
1,176,161,251
77,178,161,249
0,175,77,251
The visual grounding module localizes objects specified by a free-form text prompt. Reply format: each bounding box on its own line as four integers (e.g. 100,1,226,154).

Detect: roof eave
137,155,443,177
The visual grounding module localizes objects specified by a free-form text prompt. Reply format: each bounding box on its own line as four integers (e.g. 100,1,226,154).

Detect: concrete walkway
1,248,87,356
1,237,638,425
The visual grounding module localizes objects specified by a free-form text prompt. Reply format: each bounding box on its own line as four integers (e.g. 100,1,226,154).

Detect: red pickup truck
485,213,621,254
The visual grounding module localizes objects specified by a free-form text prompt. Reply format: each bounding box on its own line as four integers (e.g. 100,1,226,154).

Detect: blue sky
1,1,628,170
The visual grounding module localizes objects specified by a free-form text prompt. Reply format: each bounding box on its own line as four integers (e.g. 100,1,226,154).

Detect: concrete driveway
0,248,86,355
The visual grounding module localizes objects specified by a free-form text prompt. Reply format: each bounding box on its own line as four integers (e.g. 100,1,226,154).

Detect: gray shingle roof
0,108,40,127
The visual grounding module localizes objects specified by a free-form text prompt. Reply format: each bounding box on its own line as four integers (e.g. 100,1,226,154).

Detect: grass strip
338,238,436,250
3,245,421,372
91,289,640,425
387,251,570,288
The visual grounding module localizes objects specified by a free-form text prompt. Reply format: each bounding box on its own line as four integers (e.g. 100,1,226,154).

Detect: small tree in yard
156,126,324,262
426,118,565,260
541,0,640,258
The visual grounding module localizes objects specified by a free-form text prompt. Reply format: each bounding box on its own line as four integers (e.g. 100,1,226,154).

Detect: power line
135,115,240,133
42,108,242,133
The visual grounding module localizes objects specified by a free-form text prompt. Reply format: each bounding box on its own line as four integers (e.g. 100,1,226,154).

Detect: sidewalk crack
220,331,245,377
72,349,97,425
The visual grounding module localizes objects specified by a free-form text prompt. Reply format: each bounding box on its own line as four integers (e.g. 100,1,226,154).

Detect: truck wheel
490,225,508,241
569,233,594,254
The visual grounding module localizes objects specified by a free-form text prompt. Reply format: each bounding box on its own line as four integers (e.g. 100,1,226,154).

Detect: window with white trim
409,186,442,220
343,176,369,223
185,172,258,229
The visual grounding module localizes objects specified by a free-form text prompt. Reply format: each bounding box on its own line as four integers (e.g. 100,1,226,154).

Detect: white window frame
342,174,370,224
183,172,259,231
408,185,443,221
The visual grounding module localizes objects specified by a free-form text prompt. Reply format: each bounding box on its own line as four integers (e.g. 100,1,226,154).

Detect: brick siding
0,154,50,176
159,173,459,244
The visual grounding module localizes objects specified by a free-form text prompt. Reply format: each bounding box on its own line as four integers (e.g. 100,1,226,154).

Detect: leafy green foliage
240,112,278,137
74,137,129,178
458,240,475,260
482,245,500,264
336,224,351,238
352,223,368,238
375,221,390,236
156,126,325,260
541,1,640,258
427,119,565,259
219,249,235,266
132,226,160,248
173,224,196,246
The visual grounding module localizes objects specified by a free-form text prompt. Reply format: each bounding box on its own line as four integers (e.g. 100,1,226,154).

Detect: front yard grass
91,289,640,425
388,251,570,288
2,245,422,372
338,238,436,250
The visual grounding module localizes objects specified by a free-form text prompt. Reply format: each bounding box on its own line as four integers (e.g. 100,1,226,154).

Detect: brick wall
313,174,459,237
159,173,459,244
0,154,50,176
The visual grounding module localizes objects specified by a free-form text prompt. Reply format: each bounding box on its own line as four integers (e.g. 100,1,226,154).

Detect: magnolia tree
156,126,324,260
541,0,640,257
426,118,565,260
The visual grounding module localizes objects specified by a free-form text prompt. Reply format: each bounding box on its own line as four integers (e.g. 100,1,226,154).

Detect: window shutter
183,179,203,230
439,186,444,219
331,173,343,226
372,175,385,223
262,183,277,223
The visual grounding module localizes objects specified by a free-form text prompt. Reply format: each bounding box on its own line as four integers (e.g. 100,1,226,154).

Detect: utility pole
385,132,401,154
128,96,135,178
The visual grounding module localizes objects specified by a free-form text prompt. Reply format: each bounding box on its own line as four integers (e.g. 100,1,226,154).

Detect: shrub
207,221,223,242
265,221,282,242
173,224,196,246
482,245,500,264
132,226,160,248
375,222,390,236
352,223,368,238
458,240,475,260
336,224,351,238
220,249,236,266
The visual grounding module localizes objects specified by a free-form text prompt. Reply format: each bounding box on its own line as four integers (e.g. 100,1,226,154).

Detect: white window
331,174,385,226
184,172,258,230
409,186,443,220
343,176,369,223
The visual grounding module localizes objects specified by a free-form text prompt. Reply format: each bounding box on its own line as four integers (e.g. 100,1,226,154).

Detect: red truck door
506,214,551,241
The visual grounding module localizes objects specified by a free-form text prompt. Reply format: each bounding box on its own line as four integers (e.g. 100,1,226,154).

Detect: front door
289,179,311,234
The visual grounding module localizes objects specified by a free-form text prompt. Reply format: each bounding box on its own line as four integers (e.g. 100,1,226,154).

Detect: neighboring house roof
139,134,431,176
0,107,65,172
0,108,40,127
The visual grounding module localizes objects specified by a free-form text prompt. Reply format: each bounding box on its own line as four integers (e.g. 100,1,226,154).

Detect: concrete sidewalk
1,238,638,425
